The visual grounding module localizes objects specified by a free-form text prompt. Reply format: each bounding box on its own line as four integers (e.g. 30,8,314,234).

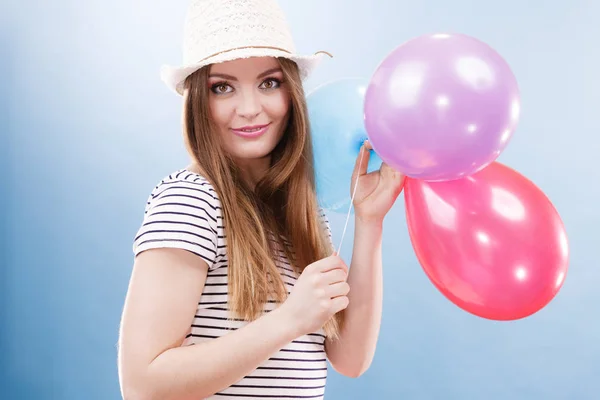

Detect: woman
118,1,405,399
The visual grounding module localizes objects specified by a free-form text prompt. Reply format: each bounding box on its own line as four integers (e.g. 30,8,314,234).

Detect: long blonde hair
182,57,344,339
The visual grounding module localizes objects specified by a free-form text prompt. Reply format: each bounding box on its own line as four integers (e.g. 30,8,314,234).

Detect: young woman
118,1,405,399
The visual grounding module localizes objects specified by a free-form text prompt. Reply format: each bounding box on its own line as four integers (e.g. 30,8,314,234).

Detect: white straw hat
161,0,332,95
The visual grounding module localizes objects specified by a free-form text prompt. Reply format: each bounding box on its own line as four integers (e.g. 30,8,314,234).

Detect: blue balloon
307,78,382,213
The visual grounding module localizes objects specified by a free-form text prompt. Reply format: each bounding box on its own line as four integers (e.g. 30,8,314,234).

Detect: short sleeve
132,172,222,269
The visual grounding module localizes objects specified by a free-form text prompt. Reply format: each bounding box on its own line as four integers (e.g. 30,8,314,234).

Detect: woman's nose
236,89,261,119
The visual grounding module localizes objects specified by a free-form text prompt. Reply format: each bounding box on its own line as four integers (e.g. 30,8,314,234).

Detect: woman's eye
211,83,232,94
260,78,281,90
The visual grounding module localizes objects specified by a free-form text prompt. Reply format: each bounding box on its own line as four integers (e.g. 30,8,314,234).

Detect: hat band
196,46,333,63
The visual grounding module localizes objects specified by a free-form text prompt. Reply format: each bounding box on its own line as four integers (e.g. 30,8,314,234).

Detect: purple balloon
364,33,521,181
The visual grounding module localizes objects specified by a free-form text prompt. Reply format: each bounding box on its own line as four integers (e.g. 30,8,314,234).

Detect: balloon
364,33,521,181
404,162,569,320
307,78,382,212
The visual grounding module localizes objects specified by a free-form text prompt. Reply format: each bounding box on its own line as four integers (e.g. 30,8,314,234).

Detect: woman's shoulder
134,167,224,265
148,167,219,201
140,167,222,219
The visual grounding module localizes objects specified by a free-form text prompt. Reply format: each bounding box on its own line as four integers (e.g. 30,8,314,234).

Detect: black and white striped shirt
133,169,333,399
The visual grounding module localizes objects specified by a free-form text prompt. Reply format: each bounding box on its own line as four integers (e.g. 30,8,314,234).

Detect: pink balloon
404,162,569,320
365,33,521,181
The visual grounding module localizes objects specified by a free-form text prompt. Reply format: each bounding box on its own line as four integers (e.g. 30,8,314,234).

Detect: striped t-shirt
133,169,334,399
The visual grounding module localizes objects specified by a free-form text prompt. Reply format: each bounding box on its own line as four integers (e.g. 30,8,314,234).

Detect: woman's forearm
132,306,298,400
326,218,384,377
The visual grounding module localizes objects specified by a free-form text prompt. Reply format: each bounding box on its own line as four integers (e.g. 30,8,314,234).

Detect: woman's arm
118,248,299,400
324,141,404,378
118,247,350,400
324,218,383,378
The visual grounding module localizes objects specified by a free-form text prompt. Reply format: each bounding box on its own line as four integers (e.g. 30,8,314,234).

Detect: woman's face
207,57,291,167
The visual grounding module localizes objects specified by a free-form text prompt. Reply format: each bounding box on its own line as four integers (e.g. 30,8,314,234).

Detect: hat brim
160,48,329,95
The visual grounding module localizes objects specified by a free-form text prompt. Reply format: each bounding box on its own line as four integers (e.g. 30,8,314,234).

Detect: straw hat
160,0,332,95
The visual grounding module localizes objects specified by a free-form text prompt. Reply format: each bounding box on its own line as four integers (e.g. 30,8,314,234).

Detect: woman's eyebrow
257,67,282,79
209,67,283,81
208,73,238,80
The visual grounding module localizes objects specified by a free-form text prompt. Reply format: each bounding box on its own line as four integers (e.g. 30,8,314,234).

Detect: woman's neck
234,155,272,189
187,154,271,189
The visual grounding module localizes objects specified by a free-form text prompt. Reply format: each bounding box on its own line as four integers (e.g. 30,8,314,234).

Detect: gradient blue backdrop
2,0,598,398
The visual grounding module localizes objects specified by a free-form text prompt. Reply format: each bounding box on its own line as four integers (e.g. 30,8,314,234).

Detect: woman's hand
350,141,405,223
280,255,349,337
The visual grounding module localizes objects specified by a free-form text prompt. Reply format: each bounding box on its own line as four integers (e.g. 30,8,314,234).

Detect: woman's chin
229,142,276,163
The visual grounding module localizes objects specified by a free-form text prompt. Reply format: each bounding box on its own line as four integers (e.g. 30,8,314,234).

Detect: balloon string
336,149,365,256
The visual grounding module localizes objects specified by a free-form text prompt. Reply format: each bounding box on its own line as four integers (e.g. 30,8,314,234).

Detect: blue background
2,0,598,398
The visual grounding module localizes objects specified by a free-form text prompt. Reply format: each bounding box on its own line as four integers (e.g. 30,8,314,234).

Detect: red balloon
404,162,569,320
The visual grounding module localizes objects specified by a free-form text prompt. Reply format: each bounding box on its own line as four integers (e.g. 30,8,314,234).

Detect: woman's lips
231,123,270,138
